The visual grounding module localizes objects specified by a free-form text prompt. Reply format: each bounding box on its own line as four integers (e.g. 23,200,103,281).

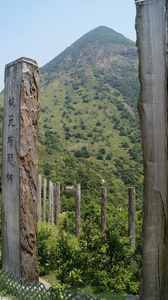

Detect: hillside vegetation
38,26,142,213
0,26,143,295
37,28,142,294
0,26,142,212
0,26,143,223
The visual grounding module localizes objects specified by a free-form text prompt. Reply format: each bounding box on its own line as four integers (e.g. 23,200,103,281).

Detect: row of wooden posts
37,175,136,246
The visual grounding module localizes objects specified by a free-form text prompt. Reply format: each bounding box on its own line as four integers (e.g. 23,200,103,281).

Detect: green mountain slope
38,26,142,213
0,26,142,215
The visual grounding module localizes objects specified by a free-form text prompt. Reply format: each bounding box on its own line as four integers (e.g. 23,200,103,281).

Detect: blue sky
0,0,136,92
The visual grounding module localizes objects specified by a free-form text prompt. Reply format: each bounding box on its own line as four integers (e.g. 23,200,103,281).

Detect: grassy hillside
38,26,142,213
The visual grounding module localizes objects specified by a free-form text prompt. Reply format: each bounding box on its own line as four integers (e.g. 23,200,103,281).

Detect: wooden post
54,182,60,226
37,174,42,222
128,187,136,247
51,182,54,225
101,187,107,233
48,181,52,223
75,184,81,236
43,179,47,222
135,0,168,298
1,57,39,280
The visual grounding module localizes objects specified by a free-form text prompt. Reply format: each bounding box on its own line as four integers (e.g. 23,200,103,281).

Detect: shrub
97,153,103,160
65,134,70,140
75,133,83,139
106,154,112,160
87,132,93,137
82,150,90,158
43,163,51,175
74,150,82,158
99,148,105,154
122,142,129,149
115,159,123,169
81,125,86,130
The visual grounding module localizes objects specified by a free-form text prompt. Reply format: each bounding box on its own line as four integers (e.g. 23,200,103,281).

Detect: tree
106,154,112,161
99,148,105,154
43,163,51,176
74,150,81,158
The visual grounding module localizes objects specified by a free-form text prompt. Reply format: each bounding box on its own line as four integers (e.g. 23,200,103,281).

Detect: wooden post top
5,57,38,69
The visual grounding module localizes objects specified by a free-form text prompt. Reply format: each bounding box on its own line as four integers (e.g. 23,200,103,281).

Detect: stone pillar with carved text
1,57,39,281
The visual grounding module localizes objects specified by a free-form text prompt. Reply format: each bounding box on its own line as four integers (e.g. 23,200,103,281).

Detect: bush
37,218,141,294
75,133,83,139
43,163,51,175
122,142,129,149
99,148,105,154
106,154,112,160
115,159,123,169
81,125,86,130
82,150,90,158
74,150,82,158
87,132,93,137
97,153,103,160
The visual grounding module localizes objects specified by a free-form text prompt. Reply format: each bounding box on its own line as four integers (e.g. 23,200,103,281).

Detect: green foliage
106,154,112,160
115,159,123,169
37,224,52,274
68,269,83,286
74,150,82,158
87,132,93,137
38,215,141,295
99,148,105,155
97,153,103,160
43,163,52,176
122,142,129,149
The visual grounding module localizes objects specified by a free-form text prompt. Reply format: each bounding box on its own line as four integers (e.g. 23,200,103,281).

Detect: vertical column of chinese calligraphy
2,57,39,281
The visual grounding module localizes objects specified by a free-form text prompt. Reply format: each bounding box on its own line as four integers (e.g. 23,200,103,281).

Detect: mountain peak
76,26,134,45
40,26,135,76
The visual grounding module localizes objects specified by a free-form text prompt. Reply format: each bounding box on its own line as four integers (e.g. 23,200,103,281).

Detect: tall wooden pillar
135,1,168,298
75,184,81,236
43,179,47,222
37,174,42,222
2,57,39,281
54,182,60,226
128,187,136,248
101,187,107,233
